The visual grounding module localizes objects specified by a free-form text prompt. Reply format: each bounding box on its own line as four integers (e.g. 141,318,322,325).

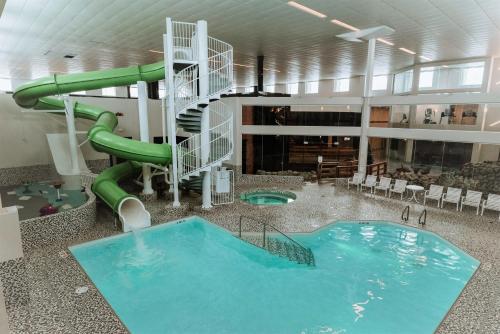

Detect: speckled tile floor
2,180,499,334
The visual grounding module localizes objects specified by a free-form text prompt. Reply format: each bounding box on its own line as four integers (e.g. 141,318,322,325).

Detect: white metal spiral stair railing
173,27,234,184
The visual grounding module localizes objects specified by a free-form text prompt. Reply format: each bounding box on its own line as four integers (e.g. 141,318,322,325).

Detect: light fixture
419,55,432,61
234,63,253,68
377,38,394,46
287,1,327,19
263,67,280,73
148,49,164,54
489,120,500,127
442,65,449,68
399,47,416,55
331,19,359,32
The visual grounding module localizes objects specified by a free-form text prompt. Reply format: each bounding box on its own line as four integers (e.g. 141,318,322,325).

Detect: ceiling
1,0,500,88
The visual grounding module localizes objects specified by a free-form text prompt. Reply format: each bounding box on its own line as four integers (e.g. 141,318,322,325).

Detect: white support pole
197,20,212,209
358,38,376,176
62,96,80,174
162,97,173,191
137,81,154,195
165,19,180,207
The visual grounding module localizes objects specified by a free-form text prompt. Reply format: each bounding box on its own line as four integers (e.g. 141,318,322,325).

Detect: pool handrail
401,205,410,223
238,215,315,266
418,209,427,226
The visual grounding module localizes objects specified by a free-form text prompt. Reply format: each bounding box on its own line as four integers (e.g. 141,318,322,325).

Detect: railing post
238,216,242,238
263,223,266,248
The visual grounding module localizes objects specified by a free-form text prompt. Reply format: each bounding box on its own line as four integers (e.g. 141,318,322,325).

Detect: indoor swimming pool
70,217,479,334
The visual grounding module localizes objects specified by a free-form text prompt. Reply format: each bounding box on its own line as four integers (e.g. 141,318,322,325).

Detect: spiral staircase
170,21,234,203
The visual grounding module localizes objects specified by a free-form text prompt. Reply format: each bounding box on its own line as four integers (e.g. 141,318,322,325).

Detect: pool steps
238,215,315,266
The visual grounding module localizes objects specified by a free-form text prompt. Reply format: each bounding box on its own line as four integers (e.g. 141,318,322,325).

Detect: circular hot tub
240,190,296,206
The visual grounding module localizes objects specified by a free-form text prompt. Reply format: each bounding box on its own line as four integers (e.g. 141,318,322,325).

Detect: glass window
129,84,138,98
419,61,485,91
305,81,319,94
102,87,116,97
334,78,350,92
462,66,483,86
244,86,254,93
419,69,434,88
287,82,299,95
266,85,275,93
0,78,12,91
393,70,413,94
372,75,388,91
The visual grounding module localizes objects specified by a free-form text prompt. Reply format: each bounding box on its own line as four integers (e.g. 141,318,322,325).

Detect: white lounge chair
460,190,482,215
374,177,392,196
441,187,462,211
481,193,500,220
389,179,408,200
423,184,444,207
348,172,363,191
361,175,378,193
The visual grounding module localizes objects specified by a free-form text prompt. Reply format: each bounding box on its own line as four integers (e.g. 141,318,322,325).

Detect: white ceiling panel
0,0,499,88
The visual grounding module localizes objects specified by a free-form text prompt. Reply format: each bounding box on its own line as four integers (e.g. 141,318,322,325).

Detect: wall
0,93,168,169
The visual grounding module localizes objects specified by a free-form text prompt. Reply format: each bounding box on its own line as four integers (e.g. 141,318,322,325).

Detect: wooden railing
317,160,387,182
367,161,387,177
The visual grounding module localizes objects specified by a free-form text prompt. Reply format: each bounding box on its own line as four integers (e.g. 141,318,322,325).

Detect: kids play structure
12,19,234,232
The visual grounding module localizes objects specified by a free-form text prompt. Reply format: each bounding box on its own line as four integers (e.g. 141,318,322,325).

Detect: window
244,86,254,93
333,78,350,93
265,85,275,93
287,82,299,95
158,81,166,98
418,61,485,91
393,70,413,94
102,87,116,97
0,78,12,92
419,69,434,88
129,85,138,98
372,75,388,91
305,81,319,94
462,66,483,86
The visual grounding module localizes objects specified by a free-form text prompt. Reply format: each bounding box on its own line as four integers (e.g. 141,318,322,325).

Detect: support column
137,81,154,195
357,38,376,176
197,20,212,209
63,97,80,174
164,19,180,207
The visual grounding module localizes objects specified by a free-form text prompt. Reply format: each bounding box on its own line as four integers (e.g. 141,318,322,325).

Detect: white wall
0,93,167,168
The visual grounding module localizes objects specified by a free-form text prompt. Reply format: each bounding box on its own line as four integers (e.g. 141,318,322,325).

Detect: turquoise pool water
70,217,479,334
241,190,296,205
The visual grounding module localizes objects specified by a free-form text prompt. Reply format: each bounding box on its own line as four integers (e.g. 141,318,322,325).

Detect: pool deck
2,180,499,333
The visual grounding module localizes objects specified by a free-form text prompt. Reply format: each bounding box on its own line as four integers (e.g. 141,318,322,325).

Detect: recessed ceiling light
377,38,394,46
442,65,449,68
264,67,281,73
149,49,164,54
419,55,432,61
398,47,416,55
234,63,253,68
287,1,327,18
331,19,359,31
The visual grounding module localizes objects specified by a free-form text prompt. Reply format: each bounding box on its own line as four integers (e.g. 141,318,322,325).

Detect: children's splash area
0,181,87,220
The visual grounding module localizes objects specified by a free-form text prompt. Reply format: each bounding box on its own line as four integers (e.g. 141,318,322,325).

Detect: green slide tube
12,61,172,212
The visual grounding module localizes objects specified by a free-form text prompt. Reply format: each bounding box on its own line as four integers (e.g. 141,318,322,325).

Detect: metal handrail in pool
238,215,315,266
401,205,410,223
418,209,427,226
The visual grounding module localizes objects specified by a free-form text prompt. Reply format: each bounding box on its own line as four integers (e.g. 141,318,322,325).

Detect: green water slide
12,62,172,213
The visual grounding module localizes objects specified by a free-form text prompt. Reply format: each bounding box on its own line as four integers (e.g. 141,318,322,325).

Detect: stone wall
386,161,500,195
